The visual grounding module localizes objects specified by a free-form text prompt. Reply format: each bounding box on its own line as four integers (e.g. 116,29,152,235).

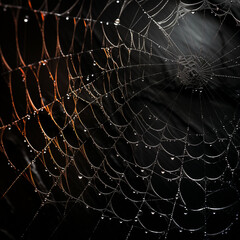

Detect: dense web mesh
0,0,240,239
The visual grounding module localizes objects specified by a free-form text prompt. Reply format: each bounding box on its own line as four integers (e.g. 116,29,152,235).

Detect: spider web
0,0,240,239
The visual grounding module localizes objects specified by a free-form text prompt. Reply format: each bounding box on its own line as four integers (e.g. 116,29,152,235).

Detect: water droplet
24,16,29,23
114,18,120,26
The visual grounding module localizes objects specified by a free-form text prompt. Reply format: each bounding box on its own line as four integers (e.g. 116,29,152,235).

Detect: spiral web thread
0,0,240,239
